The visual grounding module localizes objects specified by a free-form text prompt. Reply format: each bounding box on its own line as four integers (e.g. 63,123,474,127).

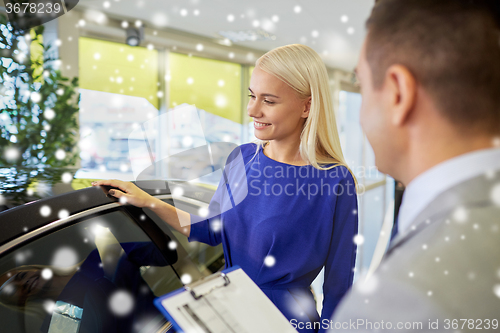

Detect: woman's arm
91,180,191,237
320,174,359,331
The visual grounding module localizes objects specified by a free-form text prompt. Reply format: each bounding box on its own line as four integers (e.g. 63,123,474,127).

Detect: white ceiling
78,0,374,71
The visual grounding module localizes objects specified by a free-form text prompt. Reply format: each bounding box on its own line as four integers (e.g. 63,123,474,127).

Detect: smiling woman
250,44,353,174
94,44,359,333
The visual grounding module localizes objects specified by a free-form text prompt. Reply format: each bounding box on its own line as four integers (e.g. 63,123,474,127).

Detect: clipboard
154,266,297,333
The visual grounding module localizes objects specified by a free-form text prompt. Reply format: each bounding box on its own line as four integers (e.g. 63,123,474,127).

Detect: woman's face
0,268,52,306
247,67,310,142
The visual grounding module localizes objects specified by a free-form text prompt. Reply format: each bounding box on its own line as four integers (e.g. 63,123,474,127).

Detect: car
0,175,224,333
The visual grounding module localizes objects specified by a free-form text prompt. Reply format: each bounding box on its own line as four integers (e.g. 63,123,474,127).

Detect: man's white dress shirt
398,148,500,234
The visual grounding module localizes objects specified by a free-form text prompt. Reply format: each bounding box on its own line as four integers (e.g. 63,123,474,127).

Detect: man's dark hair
366,0,500,134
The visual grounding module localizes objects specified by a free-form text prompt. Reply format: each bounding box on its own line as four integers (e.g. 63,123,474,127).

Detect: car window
151,199,225,275
0,210,180,333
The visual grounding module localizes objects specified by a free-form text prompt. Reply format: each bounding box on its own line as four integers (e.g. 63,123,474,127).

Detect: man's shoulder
332,192,500,330
347,203,500,320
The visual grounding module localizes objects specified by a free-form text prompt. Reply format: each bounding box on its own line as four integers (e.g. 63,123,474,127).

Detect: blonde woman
93,44,358,333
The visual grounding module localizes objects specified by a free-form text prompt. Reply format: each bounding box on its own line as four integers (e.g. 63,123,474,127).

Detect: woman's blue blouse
188,143,358,332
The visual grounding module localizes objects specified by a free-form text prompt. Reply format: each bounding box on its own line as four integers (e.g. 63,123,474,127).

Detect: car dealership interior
0,1,399,332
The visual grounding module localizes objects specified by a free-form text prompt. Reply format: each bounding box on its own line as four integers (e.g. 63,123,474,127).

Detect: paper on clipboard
154,266,297,333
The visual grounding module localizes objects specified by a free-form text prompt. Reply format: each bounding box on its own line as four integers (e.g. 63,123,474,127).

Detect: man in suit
329,0,500,331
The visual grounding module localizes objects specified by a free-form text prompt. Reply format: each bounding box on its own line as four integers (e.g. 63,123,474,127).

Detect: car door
0,204,183,333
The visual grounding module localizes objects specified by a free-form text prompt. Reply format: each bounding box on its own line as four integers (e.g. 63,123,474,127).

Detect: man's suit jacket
330,169,500,332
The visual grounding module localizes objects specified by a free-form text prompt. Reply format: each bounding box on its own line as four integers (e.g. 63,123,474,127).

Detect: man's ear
384,65,417,126
302,97,312,118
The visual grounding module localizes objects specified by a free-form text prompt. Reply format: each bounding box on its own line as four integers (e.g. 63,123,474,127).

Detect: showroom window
338,90,394,278
78,38,160,180
77,38,249,184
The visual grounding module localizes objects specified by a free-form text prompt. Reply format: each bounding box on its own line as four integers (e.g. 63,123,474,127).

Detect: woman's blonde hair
253,44,357,185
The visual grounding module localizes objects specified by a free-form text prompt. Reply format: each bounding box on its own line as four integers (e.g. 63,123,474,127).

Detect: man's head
357,0,500,182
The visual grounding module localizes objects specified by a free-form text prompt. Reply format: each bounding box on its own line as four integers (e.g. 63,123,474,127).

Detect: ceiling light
126,27,144,46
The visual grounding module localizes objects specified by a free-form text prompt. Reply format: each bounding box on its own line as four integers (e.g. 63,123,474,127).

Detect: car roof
0,180,215,251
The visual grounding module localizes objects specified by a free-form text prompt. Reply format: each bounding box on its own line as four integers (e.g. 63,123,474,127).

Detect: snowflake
453,206,468,223
41,268,53,280
152,13,168,27
5,147,20,161
2,284,14,295
211,219,222,232
40,205,51,217
181,274,192,284
58,209,69,219
51,247,78,269
198,207,208,217
109,290,134,316
43,300,55,313
31,92,41,103
356,275,379,294
353,234,365,245
493,284,500,299
55,149,66,160
264,255,276,267
61,172,73,183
